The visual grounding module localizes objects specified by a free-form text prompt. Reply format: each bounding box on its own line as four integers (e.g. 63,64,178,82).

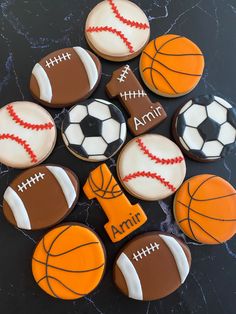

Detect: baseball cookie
0,101,56,168
83,164,147,242
140,34,205,97
62,99,127,162
106,64,167,135
85,0,150,61
32,223,106,300
30,47,101,108
113,232,191,301
174,174,236,244
117,134,186,201
3,165,79,230
173,95,236,162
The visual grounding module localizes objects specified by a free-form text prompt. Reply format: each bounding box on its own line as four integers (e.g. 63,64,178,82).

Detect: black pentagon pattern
68,144,89,159
108,104,126,124
227,106,236,128
104,138,124,158
198,118,221,142
61,112,71,133
80,115,103,137
192,94,215,106
176,113,188,138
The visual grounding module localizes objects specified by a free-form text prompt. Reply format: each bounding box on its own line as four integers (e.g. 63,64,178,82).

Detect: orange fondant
32,224,105,300
174,174,236,244
83,164,147,242
140,34,205,96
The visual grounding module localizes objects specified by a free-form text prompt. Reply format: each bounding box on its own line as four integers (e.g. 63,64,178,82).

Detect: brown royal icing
106,65,167,135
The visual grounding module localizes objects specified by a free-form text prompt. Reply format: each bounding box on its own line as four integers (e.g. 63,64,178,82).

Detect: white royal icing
159,234,190,284
117,252,143,300
46,166,77,208
4,187,31,230
32,63,53,103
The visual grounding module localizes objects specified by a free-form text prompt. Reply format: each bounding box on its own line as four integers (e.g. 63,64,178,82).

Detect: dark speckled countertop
0,0,236,313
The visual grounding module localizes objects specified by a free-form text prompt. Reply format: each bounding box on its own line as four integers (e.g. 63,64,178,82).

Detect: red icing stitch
7,105,54,131
86,26,134,53
0,134,38,163
108,0,149,30
136,138,184,165
122,171,176,192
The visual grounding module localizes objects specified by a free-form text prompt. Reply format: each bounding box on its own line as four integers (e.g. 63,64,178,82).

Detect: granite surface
0,0,236,313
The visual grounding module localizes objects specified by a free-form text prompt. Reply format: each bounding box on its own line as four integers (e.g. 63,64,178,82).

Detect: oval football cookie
174,174,236,244
85,0,150,61
3,165,79,230
0,101,56,168
62,99,127,162
117,134,186,201
113,232,191,301
140,34,205,97
30,47,101,108
32,223,106,300
173,95,236,162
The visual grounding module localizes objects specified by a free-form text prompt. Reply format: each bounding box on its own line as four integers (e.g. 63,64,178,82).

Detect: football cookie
30,47,101,108
113,232,191,301
3,165,79,230
173,95,236,162
85,0,150,61
117,134,186,201
140,34,205,97
174,174,236,244
32,223,106,300
106,64,167,135
83,164,147,242
62,99,127,162
0,101,56,169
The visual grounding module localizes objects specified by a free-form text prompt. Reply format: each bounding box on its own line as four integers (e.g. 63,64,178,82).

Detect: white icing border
32,63,53,103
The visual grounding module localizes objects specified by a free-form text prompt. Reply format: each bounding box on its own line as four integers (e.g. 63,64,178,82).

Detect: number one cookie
83,164,147,242
106,65,167,136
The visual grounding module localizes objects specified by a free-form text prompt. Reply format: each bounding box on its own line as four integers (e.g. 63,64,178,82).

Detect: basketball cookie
3,165,79,230
117,134,186,201
174,174,236,244
32,223,106,300
83,164,147,242
30,47,101,108
0,101,56,169
85,0,150,61
113,232,191,301
140,34,205,97
173,95,236,162
62,99,127,162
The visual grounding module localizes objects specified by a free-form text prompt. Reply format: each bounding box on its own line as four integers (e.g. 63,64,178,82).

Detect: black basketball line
154,51,203,57
143,67,177,93
155,35,182,53
99,165,105,191
111,183,123,198
102,172,113,198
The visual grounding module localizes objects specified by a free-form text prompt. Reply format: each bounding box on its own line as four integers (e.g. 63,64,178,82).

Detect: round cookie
62,99,127,162
30,47,101,108
3,165,79,230
32,223,106,300
173,95,236,162
174,174,236,245
117,134,186,201
140,34,205,97
85,0,150,61
113,232,191,301
0,101,56,169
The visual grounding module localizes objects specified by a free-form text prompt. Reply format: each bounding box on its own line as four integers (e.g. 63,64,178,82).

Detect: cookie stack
0,0,236,303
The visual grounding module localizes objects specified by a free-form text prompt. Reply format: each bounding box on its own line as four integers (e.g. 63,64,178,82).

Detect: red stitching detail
7,105,54,131
0,134,38,163
86,26,134,53
122,171,176,192
136,138,184,165
108,0,149,30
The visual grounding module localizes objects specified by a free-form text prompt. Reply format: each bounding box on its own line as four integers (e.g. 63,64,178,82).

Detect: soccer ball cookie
62,99,127,162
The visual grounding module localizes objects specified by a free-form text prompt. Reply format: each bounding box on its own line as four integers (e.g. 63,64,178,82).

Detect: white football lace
18,172,45,192
117,65,131,83
120,90,147,101
45,52,72,68
132,242,160,261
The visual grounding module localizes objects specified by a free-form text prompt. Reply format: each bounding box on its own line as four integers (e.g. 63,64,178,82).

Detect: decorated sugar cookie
83,164,147,242
85,0,150,61
62,99,127,162
140,34,205,97
174,174,236,244
3,165,79,230
32,224,106,299
106,64,167,135
117,134,186,201
30,47,101,108
0,101,56,168
113,232,191,301
173,95,236,162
